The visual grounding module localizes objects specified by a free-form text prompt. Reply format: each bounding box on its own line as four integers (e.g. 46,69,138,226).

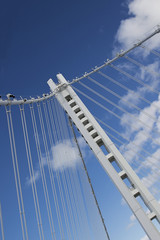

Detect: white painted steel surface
48,74,160,240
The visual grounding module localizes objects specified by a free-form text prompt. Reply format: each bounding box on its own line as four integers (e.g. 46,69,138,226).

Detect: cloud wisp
50,139,81,171
116,0,160,50
26,137,87,186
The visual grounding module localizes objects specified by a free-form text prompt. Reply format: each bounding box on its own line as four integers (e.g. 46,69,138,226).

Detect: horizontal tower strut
48,74,160,240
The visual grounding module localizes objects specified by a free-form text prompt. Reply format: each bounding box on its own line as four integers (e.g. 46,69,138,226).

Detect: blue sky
1,0,160,240
0,0,125,95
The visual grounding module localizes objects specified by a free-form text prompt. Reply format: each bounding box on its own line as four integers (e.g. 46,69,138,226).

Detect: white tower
48,74,160,240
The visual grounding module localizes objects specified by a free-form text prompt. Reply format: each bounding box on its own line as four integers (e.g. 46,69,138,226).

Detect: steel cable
73,86,160,147
51,98,78,240
98,71,159,109
78,81,159,137
123,55,160,79
110,63,160,95
87,76,160,123
36,102,57,240
0,203,5,240
140,45,160,58
47,99,71,240
55,101,81,240
5,106,28,240
19,104,44,240
42,100,65,240
55,99,93,240
95,116,160,170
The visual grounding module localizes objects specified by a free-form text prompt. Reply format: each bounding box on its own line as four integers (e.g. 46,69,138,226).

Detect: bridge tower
48,74,160,240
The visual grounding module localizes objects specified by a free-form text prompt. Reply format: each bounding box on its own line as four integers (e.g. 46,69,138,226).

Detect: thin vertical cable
5,105,28,240
36,102,57,240
69,118,111,240
19,104,44,240
30,103,55,240
56,99,89,239
56,100,93,240
50,99,72,240
43,100,65,240
0,203,5,240
53,99,78,240
47,99,70,239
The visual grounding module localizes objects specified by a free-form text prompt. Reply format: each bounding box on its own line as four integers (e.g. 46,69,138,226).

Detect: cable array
19,104,45,240
5,106,29,240
2,96,112,239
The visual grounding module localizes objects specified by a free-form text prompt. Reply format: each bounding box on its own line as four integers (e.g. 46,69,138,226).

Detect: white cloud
119,89,141,109
141,171,159,189
116,0,160,49
26,137,88,185
120,93,160,168
51,139,81,171
119,61,160,110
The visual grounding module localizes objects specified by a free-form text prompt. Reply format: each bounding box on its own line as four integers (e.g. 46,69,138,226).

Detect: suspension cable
47,99,71,240
123,55,160,78
0,203,5,240
55,99,93,240
58,98,105,240
57,99,109,240
97,118,160,176
36,102,57,240
42,100,65,240
109,63,160,95
19,104,44,240
78,81,159,136
69,118,111,240
30,103,54,240
51,98,77,240
95,116,160,170
87,76,160,123
140,45,160,58
56,104,82,240
73,86,160,147
98,71,159,109
68,26,160,85
101,129,160,189
54,100,79,240
5,105,28,240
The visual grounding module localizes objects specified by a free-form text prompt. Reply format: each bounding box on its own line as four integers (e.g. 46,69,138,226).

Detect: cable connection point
6,93,15,100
